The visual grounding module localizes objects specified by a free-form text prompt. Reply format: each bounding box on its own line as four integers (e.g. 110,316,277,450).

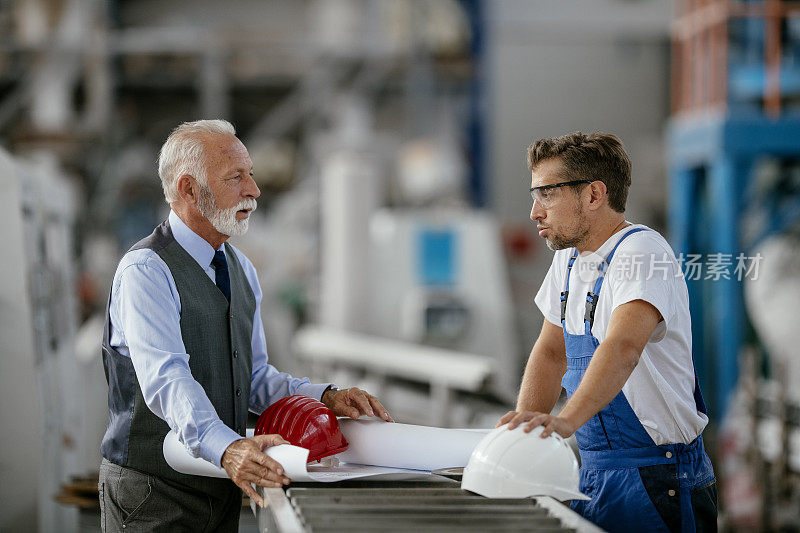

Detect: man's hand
496,410,577,439
221,434,291,507
321,387,394,422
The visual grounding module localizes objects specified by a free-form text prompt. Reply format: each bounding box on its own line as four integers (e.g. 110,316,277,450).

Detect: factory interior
1,0,799,531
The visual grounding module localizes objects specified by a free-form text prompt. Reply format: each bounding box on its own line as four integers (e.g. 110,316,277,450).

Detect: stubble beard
196,184,257,237
545,207,590,251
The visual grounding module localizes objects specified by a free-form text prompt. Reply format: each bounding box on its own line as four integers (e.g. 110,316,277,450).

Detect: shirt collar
594,220,640,258
168,210,220,270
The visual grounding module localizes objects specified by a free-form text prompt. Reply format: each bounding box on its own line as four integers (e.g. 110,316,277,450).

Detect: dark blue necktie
211,250,231,302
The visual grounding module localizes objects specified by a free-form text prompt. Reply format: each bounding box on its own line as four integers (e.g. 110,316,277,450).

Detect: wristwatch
322,385,338,402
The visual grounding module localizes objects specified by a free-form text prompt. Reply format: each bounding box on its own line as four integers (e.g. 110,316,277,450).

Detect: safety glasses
530,180,593,208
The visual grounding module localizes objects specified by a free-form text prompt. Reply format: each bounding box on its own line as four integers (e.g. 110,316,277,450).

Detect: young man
100,120,392,531
498,132,716,532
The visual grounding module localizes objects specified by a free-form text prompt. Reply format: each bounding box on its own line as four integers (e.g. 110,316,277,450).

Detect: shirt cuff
198,421,243,468
295,382,334,402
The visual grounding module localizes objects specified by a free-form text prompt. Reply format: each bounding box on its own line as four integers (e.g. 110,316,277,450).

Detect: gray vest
101,220,254,496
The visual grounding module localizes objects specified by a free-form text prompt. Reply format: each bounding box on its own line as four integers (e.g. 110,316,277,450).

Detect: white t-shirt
534,223,708,445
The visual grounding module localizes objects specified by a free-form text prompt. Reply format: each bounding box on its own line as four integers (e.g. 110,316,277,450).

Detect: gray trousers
99,458,242,532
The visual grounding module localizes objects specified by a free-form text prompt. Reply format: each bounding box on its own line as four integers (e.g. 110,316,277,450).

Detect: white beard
196,185,257,236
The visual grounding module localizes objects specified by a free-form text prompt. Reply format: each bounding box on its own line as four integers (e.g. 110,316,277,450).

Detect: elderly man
99,119,392,532
498,132,716,532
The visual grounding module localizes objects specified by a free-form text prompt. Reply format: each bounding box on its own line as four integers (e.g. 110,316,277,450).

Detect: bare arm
503,299,662,437
517,319,567,412
497,319,566,427
555,299,661,433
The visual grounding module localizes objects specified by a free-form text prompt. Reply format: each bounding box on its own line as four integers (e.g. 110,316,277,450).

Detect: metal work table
254,477,604,532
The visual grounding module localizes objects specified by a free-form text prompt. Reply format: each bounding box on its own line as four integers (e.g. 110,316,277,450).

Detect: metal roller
254,480,604,533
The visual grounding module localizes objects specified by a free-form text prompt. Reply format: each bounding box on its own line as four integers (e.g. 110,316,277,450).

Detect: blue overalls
560,228,715,532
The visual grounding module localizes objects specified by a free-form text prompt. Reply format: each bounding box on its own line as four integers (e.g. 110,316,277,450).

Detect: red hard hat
255,395,349,463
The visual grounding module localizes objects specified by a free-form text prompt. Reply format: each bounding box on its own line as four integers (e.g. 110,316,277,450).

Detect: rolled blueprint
163,428,316,481
337,419,490,471
163,420,491,480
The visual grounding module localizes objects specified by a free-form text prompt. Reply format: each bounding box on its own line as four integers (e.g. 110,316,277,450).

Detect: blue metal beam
707,156,749,418
460,0,488,208
668,166,712,413
723,117,800,156
669,114,800,164
668,166,697,257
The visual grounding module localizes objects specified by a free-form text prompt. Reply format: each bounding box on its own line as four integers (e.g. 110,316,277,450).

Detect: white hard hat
461,424,589,501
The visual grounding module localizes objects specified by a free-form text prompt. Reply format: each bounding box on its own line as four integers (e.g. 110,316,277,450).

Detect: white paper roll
163,429,315,481
337,419,490,471
162,427,441,482
163,421,491,481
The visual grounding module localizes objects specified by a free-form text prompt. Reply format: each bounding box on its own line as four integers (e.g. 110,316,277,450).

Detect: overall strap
560,249,580,328
583,227,650,335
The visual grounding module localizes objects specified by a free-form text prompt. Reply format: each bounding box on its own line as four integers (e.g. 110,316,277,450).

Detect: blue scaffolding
668,0,800,420
668,114,800,420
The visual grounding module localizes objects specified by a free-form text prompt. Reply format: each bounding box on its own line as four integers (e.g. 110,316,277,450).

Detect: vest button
665,451,673,459
233,349,238,358
236,387,241,397
668,489,676,497
230,311,235,319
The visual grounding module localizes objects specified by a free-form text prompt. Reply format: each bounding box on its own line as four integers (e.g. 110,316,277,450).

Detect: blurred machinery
301,195,517,428
0,0,505,529
669,0,800,528
670,0,800,417
0,148,81,531
304,89,517,427
233,0,508,426
367,209,518,401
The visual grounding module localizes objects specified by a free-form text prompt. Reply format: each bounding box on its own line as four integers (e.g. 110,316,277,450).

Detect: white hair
157,119,236,203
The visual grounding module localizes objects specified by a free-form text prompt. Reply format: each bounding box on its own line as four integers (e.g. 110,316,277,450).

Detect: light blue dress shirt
109,211,330,467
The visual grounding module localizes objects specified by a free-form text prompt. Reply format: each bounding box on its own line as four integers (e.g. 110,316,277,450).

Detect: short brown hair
526,132,631,213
